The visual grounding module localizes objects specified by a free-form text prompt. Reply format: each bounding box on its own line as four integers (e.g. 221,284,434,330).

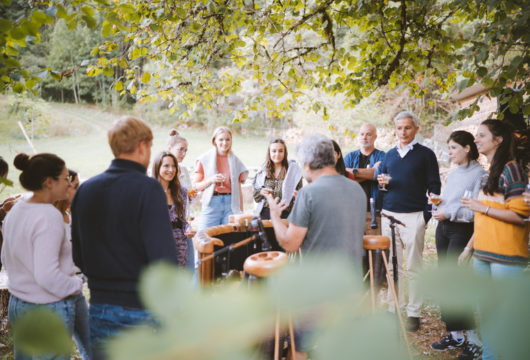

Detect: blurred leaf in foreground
13,308,72,357
418,259,530,359
107,262,274,360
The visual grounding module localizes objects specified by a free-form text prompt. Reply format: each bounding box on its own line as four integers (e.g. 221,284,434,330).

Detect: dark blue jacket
377,144,441,218
71,159,177,308
344,148,386,211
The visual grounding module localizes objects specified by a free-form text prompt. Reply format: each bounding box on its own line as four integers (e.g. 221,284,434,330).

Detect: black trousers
435,220,475,332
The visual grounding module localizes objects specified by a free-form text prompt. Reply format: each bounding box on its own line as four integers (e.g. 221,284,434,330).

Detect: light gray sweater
441,160,487,222
1,199,82,303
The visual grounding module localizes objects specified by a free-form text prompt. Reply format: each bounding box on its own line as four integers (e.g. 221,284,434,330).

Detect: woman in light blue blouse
429,130,486,359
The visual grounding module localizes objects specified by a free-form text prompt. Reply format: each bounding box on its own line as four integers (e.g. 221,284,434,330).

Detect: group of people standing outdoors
0,111,528,360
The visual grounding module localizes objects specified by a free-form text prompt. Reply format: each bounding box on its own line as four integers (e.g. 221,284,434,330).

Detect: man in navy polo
377,111,441,332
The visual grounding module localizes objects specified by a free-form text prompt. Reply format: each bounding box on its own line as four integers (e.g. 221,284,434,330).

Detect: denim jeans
186,237,195,270
89,302,155,360
8,293,91,360
473,258,524,360
435,220,475,331
199,194,233,230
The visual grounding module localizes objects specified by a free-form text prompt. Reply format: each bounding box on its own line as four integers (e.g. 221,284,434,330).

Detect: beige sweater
1,199,82,304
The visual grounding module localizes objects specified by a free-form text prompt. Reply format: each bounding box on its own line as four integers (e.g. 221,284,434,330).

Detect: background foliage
1,0,528,134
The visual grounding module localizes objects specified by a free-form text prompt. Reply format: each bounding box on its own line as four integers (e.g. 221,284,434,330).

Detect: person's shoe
406,316,420,332
457,342,482,360
430,334,465,351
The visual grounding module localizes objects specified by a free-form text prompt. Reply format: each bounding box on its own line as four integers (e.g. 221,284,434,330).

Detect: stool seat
363,235,390,250
244,251,288,278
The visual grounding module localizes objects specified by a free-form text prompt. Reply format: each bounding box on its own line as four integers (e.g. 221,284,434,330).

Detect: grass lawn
0,100,286,197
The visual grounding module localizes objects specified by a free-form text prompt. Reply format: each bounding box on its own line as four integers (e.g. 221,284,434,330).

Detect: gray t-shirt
288,174,366,266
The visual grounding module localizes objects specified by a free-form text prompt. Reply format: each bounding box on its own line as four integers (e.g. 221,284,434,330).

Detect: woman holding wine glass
194,126,248,230
459,120,529,360
253,137,303,219
428,131,486,358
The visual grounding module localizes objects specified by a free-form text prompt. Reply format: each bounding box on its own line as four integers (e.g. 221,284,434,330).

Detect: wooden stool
363,235,411,358
243,252,293,360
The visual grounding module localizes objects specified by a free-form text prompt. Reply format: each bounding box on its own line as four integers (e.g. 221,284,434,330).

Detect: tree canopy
1,0,529,124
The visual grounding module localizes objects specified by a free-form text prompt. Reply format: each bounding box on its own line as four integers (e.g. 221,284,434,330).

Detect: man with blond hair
71,116,177,359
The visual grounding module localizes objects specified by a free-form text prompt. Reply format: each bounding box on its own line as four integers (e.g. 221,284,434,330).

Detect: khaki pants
382,210,425,318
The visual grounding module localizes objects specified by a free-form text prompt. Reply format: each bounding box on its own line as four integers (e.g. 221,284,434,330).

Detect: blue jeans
473,258,524,360
8,293,90,360
186,237,195,270
199,194,233,230
89,302,155,360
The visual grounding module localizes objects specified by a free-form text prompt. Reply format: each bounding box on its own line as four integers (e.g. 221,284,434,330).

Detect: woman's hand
458,247,473,265
185,228,196,238
260,187,272,197
208,173,225,186
432,208,446,221
461,198,488,214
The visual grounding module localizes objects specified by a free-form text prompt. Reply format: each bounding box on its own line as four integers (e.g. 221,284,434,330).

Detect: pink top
1,198,82,304
195,154,246,193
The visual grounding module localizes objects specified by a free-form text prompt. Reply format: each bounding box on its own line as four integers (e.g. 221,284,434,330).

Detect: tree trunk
72,70,79,104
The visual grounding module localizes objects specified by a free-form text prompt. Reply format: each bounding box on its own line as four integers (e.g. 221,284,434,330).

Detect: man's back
71,158,177,308
288,175,366,265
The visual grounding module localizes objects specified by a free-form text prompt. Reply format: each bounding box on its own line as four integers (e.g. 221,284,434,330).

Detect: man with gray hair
265,134,366,359
376,111,441,332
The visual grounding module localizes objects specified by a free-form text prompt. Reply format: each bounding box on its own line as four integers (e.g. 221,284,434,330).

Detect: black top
358,152,372,209
71,159,177,308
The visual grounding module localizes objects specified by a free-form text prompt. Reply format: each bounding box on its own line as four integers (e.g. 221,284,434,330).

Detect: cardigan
197,148,248,214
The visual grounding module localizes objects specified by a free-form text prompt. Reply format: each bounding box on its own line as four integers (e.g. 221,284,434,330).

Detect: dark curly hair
447,130,479,165
14,153,65,191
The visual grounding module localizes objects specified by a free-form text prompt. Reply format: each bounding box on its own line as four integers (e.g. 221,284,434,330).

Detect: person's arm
458,234,474,265
461,198,526,226
354,167,375,181
33,213,83,297
193,161,223,192
426,150,442,195
264,193,307,252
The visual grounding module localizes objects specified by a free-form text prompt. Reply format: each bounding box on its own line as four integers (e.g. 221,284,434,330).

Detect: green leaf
0,177,13,187
56,4,67,18
13,83,24,93
103,67,114,77
0,19,12,32
25,79,36,89
13,308,72,357
114,80,124,91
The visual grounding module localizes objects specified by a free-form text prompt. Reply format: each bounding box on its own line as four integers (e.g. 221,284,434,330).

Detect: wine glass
379,173,390,192
429,193,442,211
217,173,226,189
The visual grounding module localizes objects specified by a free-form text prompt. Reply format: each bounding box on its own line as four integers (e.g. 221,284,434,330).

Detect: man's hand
264,193,288,218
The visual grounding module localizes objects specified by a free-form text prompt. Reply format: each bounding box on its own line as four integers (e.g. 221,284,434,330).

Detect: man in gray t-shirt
265,134,366,266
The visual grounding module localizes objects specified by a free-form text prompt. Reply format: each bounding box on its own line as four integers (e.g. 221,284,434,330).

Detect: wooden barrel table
194,215,287,285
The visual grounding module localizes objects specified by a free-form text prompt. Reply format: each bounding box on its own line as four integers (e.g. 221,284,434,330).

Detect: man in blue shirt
377,111,441,332
344,123,386,234
71,116,178,359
